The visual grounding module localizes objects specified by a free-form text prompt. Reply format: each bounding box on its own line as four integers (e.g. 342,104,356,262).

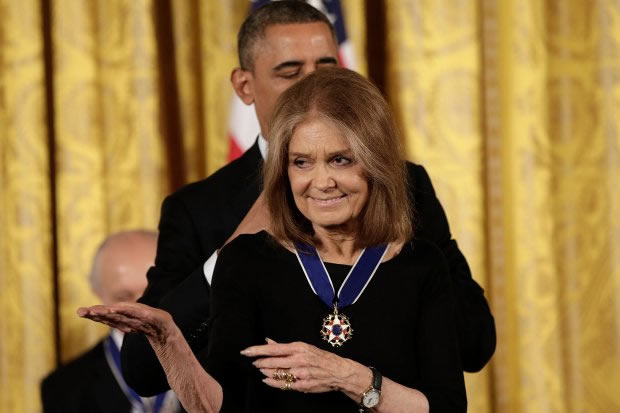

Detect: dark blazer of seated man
121,1,496,396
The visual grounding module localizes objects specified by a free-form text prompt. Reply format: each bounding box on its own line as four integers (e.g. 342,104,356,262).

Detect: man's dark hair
238,1,336,71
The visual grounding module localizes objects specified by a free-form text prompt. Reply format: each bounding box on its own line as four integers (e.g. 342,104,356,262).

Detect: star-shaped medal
321,308,353,347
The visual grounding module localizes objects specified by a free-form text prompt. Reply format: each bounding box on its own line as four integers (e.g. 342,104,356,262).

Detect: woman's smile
308,194,347,207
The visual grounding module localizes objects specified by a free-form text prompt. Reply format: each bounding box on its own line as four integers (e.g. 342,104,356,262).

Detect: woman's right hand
79,302,224,412
77,302,174,346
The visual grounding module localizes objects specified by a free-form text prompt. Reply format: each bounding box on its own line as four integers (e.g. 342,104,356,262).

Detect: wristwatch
360,366,382,409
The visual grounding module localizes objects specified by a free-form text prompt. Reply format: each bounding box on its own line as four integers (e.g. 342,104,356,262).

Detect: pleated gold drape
1,1,618,413
0,1,245,411
387,0,620,412
0,2,55,413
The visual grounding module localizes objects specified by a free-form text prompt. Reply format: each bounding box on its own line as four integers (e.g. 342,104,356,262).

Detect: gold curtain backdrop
0,1,618,412
385,3,491,411
0,3,55,413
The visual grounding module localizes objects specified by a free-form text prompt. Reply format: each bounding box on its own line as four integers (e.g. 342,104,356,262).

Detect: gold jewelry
273,369,285,381
273,369,297,383
284,372,297,383
273,368,297,386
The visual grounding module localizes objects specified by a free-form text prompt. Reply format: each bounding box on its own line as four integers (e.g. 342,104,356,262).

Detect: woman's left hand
241,339,368,394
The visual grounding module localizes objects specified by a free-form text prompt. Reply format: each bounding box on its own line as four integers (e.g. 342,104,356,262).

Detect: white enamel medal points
320,305,353,347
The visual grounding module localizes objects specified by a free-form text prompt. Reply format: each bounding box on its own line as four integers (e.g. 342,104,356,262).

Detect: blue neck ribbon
105,335,167,413
294,242,388,309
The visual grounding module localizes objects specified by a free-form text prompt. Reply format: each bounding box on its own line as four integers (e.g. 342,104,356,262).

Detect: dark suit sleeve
409,163,496,372
416,243,466,412
121,193,213,395
143,193,208,306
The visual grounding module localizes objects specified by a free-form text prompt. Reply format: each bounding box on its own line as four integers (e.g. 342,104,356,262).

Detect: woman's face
287,117,368,233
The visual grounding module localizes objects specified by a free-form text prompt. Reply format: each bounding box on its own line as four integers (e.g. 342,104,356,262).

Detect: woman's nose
312,165,336,190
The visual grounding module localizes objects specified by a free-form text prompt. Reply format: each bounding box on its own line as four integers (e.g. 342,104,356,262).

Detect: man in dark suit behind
122,1,496,396
41,231,181,413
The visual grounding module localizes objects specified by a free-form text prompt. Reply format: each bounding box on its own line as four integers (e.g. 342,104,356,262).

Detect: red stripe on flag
228,133,244,161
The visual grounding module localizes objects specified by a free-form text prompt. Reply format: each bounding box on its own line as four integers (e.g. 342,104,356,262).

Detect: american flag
227,0,356,160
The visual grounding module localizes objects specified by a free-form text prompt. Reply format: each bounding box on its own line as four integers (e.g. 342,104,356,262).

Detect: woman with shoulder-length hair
79,68,466,413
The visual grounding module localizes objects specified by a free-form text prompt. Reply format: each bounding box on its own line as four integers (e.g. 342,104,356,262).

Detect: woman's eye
293,158,308,167
332,156,352,166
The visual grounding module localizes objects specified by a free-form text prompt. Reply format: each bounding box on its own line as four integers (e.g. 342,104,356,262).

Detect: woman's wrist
335,358,373,400
146,312,182,353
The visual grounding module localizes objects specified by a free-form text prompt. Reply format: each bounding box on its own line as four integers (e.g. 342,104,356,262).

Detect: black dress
207,231,466,412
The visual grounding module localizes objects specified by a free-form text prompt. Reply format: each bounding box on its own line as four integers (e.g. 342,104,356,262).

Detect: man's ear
231,68,254,105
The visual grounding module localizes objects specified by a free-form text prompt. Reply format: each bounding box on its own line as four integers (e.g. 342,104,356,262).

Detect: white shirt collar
258,134,268,160
110,328,124,348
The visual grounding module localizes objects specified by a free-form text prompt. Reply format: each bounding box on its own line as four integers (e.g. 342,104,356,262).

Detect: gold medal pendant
320,304,353,347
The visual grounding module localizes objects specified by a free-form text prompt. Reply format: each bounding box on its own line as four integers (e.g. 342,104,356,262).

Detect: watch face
362,389,380,408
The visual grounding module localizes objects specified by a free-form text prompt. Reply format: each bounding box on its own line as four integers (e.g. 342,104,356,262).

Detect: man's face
238,22,339,137
95,239,155,305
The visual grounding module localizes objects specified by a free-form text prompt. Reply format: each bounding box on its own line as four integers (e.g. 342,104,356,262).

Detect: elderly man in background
41,230,182,413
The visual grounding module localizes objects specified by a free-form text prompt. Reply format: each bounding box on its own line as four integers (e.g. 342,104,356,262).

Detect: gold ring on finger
273,369,285,381
284,372,297,383
283,381,292,391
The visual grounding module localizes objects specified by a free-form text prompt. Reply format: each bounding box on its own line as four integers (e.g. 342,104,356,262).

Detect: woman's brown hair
264,67,413,248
